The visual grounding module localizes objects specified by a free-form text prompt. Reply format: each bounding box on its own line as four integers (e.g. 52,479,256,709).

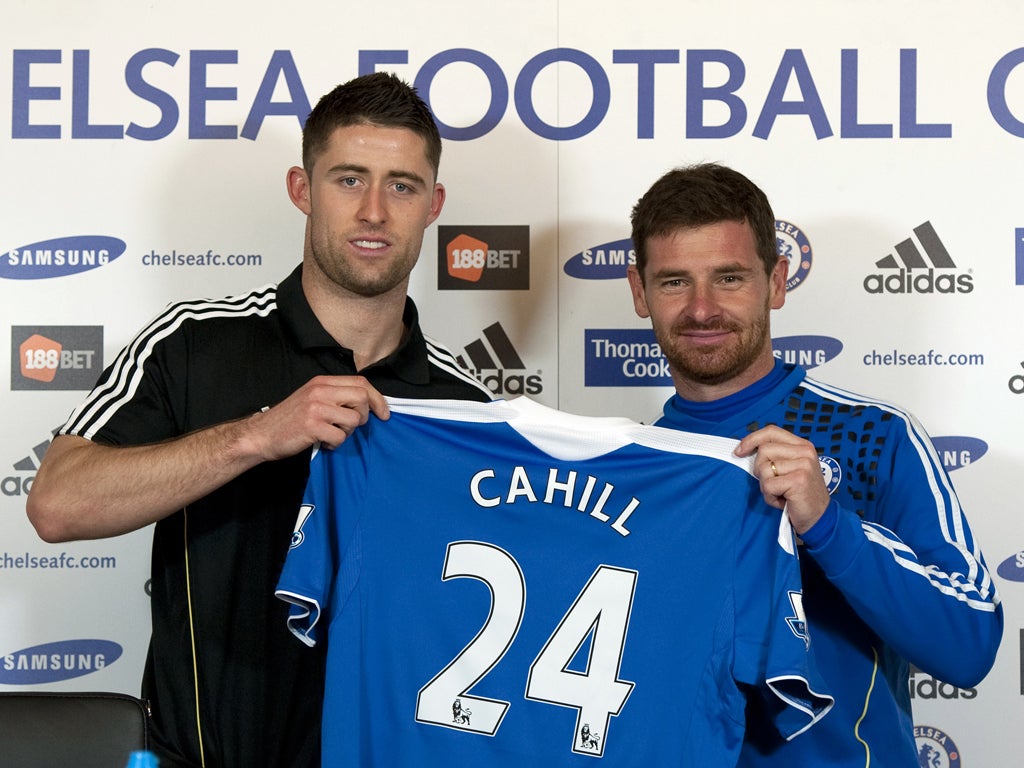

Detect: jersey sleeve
733,500,834,740
275,446,340,647
805,414,1002,687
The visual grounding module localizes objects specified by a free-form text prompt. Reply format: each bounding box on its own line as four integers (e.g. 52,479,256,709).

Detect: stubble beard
656,309,771,387
309,227,420,299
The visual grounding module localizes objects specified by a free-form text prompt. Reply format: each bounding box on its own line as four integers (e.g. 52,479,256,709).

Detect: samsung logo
931,436,988,472
0,639,122,684
564,238,635,280
996,551,1024,583
771,335,843,370
1,236,126,279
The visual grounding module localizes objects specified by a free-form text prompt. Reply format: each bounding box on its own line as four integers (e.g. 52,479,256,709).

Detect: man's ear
769,257,787,310
626,265,651,319
424,182,446,228
286,166,312,215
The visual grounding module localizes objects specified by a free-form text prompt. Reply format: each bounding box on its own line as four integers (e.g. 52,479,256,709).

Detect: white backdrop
2,1,1022,764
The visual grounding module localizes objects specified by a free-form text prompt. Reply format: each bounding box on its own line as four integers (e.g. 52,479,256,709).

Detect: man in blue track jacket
625,162,1002,767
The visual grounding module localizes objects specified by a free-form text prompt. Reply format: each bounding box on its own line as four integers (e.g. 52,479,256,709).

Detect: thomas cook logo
931,436,988,472
564,238,635,280
1015,227,1024,285
438,226,529,290
12,326,103,390
776,221,812,291
0,640,122,684
457,322,542,396
584,329,672,387
914,725,961,767
1,236,126,279
864,222,973,295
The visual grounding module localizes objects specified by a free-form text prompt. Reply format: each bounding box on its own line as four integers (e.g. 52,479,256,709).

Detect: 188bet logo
438,226,529,290
448,234,493,281
22,335,65,383
11,326,102,390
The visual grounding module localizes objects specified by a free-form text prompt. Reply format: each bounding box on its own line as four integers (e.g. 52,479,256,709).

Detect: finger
324,378,389,422
317,413,363,450
735,426,785,456
363,383,390,421
761,456,784,484
327,402,370,433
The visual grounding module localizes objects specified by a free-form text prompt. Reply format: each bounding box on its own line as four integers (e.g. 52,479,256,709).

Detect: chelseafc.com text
862,349,984,367
1,551,117,570
141,249,263,267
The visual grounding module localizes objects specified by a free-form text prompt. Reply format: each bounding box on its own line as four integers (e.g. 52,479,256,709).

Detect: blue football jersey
276,397,832,766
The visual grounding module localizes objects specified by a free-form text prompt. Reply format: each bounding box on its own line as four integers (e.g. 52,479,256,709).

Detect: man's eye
394,182,410,193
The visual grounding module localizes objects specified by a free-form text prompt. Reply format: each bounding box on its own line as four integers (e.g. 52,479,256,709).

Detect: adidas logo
3,429,57,497
457,322,543,396
863,221,973,295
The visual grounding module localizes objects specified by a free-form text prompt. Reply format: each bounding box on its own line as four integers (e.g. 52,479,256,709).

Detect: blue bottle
125,751,159,767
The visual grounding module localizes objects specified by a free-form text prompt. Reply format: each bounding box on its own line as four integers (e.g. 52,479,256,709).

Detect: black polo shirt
61,265,491,768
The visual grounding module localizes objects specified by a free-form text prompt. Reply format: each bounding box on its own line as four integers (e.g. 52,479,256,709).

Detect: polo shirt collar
276,264,433,384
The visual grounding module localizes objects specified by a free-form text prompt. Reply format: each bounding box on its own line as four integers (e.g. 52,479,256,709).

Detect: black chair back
0,691,150,768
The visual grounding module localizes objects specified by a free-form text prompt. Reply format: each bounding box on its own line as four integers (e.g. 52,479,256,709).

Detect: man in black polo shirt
27,72,491,768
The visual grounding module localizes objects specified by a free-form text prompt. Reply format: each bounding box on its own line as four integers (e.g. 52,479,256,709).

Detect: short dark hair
301,72,442,177
630,163,778,278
